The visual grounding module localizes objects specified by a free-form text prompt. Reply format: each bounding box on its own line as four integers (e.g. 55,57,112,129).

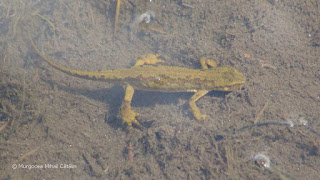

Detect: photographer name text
12,163,77,170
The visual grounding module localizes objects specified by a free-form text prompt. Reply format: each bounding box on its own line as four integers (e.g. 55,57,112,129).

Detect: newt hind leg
118,84,141,130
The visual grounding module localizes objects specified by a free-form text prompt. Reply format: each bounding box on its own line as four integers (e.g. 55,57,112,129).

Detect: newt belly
31,39,245,129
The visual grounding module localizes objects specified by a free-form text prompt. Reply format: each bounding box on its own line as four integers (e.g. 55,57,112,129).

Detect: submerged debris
130,10,163,35
252,154,270,168
135,10,156,24
252,153,294,180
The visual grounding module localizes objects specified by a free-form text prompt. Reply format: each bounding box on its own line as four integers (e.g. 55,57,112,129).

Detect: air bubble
286,120,294,127
298,117,308,126
136,11,156,24
252,154,270,168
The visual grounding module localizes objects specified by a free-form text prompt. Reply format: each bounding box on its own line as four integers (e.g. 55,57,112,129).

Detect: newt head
211,67,245,91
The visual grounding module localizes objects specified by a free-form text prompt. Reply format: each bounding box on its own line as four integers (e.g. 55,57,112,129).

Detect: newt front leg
189,90,209,120
119,54,164,129
188,58,217,120
200,57,217,69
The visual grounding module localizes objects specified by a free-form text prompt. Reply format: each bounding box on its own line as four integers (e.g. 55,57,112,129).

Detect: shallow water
0,0,319,179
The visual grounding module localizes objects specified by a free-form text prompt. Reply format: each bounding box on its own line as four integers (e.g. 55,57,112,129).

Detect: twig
12,70,26,129
10,16,21,39
87,2,95,26
181,3,194,8
6,3,11,18
128,142,133,162
18,147,39,162
0,121,9,132
254,100,269,124
225,144,234,176
113,0,121,36
33,13,55,34
261,63,277,69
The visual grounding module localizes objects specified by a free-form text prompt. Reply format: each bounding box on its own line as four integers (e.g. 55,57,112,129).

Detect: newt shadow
41,78,228,130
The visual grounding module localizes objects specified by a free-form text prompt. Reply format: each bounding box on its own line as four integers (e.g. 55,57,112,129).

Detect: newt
30,39,245,129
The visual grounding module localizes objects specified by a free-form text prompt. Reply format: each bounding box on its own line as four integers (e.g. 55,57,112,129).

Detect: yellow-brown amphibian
31,39,245,129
